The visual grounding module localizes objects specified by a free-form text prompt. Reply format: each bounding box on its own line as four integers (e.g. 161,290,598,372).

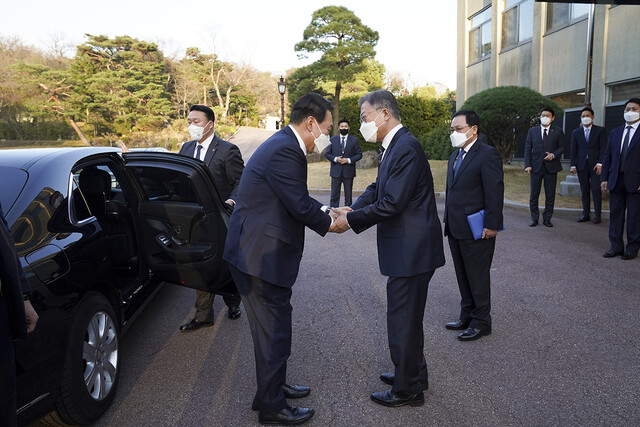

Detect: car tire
54,292,120,424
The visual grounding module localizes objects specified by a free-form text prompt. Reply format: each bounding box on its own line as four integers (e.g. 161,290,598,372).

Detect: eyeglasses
449,125,471,134
359,108,383,124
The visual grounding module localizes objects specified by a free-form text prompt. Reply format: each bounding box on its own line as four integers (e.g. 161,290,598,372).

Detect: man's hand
601,181,608,192
594,164,602,176
543,152,554,161
481,228,498,239
225,199,235,207
24,300,38,333
525,167,532,175
337,157,349,165
329,207,352,233
570,166,577,175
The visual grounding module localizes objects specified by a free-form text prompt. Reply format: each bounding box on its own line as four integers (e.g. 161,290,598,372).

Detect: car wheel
54,293,120,424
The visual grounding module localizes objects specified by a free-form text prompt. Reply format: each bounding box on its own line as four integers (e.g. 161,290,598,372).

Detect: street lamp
278,76,286,130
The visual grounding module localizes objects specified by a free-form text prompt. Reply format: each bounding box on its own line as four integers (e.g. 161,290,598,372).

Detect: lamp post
278,76,286,129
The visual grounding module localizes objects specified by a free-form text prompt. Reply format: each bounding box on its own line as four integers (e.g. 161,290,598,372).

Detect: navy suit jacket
347,127,445,277
179,136,244,201
444,137,504,240
324,134,363,178
570,125,606,171
223,127,331,288
601,124,640,193
524,125,564,174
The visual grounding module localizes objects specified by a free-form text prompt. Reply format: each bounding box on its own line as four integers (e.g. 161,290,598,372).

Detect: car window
129,166,199,203
70,164,126,224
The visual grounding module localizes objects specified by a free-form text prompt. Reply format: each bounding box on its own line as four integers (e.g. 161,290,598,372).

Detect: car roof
0,147,122,170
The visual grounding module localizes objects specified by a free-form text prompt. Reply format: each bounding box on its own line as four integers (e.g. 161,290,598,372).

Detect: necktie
454,149,465,178
620,126,632,173
543,128,548,145
196,144,203,161
378,146,385,163
585,128,590,142
341,136,346,151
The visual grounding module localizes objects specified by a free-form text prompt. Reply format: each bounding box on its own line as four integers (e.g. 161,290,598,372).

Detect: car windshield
0,166,28,213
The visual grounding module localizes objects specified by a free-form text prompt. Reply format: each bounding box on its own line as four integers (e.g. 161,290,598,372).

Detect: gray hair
358,90,400,120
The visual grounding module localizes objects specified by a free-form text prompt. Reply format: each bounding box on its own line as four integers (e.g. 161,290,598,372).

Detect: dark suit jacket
570,125,606,171
444,137,504,240
325,134,363,178
179,136,244,201
223,127,332,288
347,127,445,277
524,125,564,174
0,202,30,339
601,124,640,193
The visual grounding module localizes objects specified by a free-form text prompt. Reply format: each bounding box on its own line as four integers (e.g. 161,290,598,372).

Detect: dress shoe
528,220,538,227
622,252,638,260
445,320,470,330
258,405,314,425
282,384,310,399
543,220,553,227
179,318,213,332
379,372,428,390
458,327,491,341
603,250,623,258
370,389,424,407
577,215,590,222
228,304,241,319
592,216,601,224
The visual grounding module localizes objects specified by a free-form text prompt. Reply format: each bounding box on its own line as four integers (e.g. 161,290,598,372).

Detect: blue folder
466,210,504,240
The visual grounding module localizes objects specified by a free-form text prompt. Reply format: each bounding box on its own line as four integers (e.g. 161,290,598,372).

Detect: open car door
123,152,234,294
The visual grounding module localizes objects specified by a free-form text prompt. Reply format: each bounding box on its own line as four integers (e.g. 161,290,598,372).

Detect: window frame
468,6,493,65
501,0,533,52
545,2,590,35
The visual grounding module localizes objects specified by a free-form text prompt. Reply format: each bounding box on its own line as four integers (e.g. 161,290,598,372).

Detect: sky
0,0,457,90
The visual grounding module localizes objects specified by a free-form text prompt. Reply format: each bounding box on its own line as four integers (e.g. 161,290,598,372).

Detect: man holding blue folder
443,110,504,341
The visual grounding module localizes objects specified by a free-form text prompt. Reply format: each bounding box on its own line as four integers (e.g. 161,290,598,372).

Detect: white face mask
450,128,471,148
311,121,331,153
581,117,593,126
540,116,552,126
188,122,210,141
624,111,640,123
359,110,384,143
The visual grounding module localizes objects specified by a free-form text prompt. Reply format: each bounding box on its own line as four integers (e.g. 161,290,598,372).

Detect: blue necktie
585,127,590,142
454,149,465,178
196,144,203,160
341,136,346,151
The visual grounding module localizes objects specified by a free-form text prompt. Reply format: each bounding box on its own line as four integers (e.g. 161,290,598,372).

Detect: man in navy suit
325,118,363,207
443,111,503,342
524,107,565,227
177,105,244,331
332,90,445,408
601,98,640,260
224,94,339,425
570,107,607,224
1,202,38,427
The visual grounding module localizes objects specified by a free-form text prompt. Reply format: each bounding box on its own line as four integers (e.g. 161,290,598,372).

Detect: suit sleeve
524,129,533,168
552,130,565,158
225,144,245,200
325,138,336,162
570,130,578,167
601,133,614,182
349,138,363,163
482,148,504,230
597,128,607,164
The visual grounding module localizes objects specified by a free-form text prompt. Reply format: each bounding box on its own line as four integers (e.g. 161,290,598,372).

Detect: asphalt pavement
89,194,639,427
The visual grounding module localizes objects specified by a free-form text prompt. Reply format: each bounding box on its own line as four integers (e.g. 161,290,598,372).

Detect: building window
502,0,533,50
546,2,590,32
469,7,492,63
609,80,640,104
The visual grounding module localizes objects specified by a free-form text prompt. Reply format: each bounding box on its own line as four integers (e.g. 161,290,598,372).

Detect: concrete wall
498,42,533,88
541,19,589,96
604,6,640,85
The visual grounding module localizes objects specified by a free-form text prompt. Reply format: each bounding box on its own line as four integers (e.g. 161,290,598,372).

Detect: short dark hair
581,107,595,116
452,110,480,129
541,107,555,117
358,90,400,120
338,118,350,126
190,105,215,123
624,98,640,108
289,93,334,125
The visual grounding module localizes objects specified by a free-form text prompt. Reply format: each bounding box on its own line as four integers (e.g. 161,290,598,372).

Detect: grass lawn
307,160,609,211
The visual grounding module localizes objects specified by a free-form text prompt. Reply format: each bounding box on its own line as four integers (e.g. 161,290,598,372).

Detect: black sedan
0,147,233,425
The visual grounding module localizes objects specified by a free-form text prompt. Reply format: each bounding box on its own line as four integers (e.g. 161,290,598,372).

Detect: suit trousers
577,167,602,217
529,168,558,221
386,271,433,394
330,176,354,207
228,264,292,413
448,236,495,331
0,296,18,427
608,182,640,254
194,288,241,322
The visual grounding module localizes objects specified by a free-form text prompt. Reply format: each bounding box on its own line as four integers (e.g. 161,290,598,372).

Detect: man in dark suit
224,94,339,425
332,90,445,408
325,118,363,207
177,105,244,331
601,98,640,260
443,111,504,342
570,107,607,224
524,107,565,227
1,202,38,427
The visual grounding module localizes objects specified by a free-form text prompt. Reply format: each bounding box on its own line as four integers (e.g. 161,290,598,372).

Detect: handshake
328,206,352,234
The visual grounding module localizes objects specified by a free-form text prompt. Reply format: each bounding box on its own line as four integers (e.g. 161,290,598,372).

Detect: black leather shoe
603,250,623,258
370,389,424,407
282,384,310,399
179,318,214,332
543,220,553,227
458,327,491,341
577,215,590,222
258,405,314,425
445,320,470,330
622,252,638,260
593,216,601,224
379,373,428,390
528,220,538,227
228,304,241,319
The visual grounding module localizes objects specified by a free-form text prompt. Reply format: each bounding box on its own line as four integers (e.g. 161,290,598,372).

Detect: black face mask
339,128,349,136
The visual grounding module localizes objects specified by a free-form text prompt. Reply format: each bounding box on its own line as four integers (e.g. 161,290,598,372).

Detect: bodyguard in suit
601,98,640,260
224,94,338,425
570,107,606,223
443,111,504,342
325,118,363,206
524,107,565,227
1,202,38,427
332,90,445,408
177,105,244,331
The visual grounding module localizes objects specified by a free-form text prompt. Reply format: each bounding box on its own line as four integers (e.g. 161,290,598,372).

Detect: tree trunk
68,117,92,146
224,87,232,120
333,79,342,135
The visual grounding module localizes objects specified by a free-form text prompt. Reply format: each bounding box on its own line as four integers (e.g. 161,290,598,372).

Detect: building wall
540,19,588,96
